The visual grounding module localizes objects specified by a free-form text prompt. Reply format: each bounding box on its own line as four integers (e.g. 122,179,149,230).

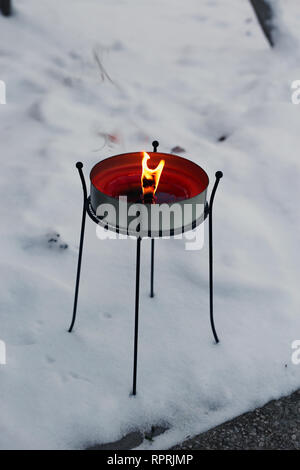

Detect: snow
0,0,300,450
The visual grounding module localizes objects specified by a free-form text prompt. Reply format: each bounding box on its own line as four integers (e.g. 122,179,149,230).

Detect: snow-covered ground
0,0,300,450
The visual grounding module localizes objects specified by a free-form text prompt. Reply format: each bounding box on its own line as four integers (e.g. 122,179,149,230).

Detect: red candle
90,151,209,204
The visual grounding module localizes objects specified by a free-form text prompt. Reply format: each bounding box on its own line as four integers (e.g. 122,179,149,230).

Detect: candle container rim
89,150,210,202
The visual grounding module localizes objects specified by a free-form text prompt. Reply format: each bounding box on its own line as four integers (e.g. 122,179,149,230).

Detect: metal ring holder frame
68,141,223,396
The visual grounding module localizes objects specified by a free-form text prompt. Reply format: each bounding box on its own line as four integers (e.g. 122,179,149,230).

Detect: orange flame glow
141,151,165,201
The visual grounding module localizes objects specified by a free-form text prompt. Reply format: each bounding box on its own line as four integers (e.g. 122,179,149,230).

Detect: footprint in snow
22,232,68,252
47,232,68,250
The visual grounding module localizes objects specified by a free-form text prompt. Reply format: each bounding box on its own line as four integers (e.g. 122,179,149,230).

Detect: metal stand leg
68,162,87,333
149,140,159,299
208,171,223,344
150,238,155,297
132,237,142,395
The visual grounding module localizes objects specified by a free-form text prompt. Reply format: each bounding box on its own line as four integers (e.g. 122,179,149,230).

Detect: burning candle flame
141,151,165,201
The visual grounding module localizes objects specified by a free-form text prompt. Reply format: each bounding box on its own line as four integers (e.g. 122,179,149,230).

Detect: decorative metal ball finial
152,140,159,152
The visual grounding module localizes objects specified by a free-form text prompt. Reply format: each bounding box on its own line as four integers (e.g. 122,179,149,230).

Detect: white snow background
0,0,300,450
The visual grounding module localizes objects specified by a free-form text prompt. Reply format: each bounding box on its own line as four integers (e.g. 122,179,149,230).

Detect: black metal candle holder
68,141,223,396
